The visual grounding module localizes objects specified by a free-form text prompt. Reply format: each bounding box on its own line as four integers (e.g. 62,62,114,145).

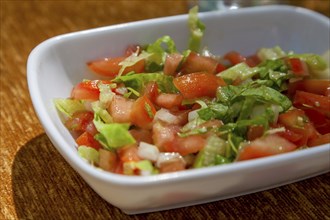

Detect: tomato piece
245,54,261,67
76,131,101,150
129,128,153,144
164,53,183,76
293,91,330,117
223,51,246,65
278,108,319,146
71,80,100,100
143,82,159,103
180,52,218,74
247,125,264,141
108,95,134,123
117,145,141,162
165,135,206,156
173,72,226,99
159,158,186,173
308,133,330,147
287,79,330,97
303,108,330,134
155,93,183,109
152,122,181,152
124,44,141,57
87,57,145,78
65,111,97,134
99,149,119,172
237,134,297,161
216,63,227,73
130,95,157,129
287,58,309,76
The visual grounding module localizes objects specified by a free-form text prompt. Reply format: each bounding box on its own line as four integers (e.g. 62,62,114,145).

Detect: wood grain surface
1,1,329,219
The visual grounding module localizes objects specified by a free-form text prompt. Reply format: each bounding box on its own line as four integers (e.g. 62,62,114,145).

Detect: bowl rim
27,4,330,186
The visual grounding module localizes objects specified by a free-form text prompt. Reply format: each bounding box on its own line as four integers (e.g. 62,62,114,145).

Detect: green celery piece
193,135,228,168
78,146,100,165
188,6,205,52
54,98,86,118
93,114,135,149
217,62,259,82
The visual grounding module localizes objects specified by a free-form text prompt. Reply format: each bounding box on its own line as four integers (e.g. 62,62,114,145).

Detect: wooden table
1,1,329,219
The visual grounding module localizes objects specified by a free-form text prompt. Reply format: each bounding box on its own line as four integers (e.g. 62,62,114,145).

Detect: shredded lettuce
113,72,178,94
123,160,158,175
257,46,287,61
118,50,151,76
188,6,205,52
217,62,259,82
93,113,135,149
54,98,86,118
78,145,100,165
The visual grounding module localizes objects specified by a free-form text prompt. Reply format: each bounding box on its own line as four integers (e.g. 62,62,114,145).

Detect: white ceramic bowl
27,5,330,214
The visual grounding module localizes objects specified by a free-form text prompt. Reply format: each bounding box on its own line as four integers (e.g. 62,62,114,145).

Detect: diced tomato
124,44,141,57
303,108,330,134
308,133,330,147
71,80,100,100
288,79,330,97
180,52,218,74
245,54,261,67
65,111,97,134
152,122,181,152
287,58,309,76
164,53,183,76
76,131,101,150
293,91,330,118
173,72,226,99
130,95,157,129
108,95,134,123
129,128,153,144
237,134,297,161
87,57,145,78
216,63,227,73
159,158,186,173
165,135,206,156
155,93,183,109
247,125,264,141
223,51,246,65
99,149,118,172
117,145,141,162
277,108,319,147
143,82,159,103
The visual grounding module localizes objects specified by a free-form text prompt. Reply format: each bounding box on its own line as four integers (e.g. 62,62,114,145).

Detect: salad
55,7,330,176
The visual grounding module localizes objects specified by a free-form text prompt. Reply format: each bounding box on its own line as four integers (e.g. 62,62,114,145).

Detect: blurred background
190,0,330,17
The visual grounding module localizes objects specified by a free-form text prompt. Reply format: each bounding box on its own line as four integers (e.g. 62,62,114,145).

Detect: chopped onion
156,152,185,168
154,108,178,124
138,142,159,162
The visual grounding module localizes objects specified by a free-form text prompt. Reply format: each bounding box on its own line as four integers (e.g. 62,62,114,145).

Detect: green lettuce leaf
54,98,86,118
188,6,205,52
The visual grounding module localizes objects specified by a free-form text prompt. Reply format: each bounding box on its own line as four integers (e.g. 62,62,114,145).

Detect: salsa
55,7,330,176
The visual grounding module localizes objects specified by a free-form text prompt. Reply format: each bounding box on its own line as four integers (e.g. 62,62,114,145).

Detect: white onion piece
138,142,159,162
154,108,178,124
156,152,185,168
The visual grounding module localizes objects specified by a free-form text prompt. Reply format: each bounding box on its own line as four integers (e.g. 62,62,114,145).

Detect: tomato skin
173,72,226,99
155,93,183,109
247,125,264,141
71,80,100,100
237,134,297,161
143,82,159,103
245,54,261,67
129,128,153,144
152,122,181,152
308,133,330,147
87,57,145,78
287,58,309,76
130,95,157,129
76,131,101,150
165,135,206,156
293,91,330,117
224,51,246,65
180,52,218,74
65,111,97,134
303,108,330,135
277,109,319,147
287,79,330,97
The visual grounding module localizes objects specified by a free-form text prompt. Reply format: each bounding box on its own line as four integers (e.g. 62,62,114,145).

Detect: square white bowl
27,5,330,214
